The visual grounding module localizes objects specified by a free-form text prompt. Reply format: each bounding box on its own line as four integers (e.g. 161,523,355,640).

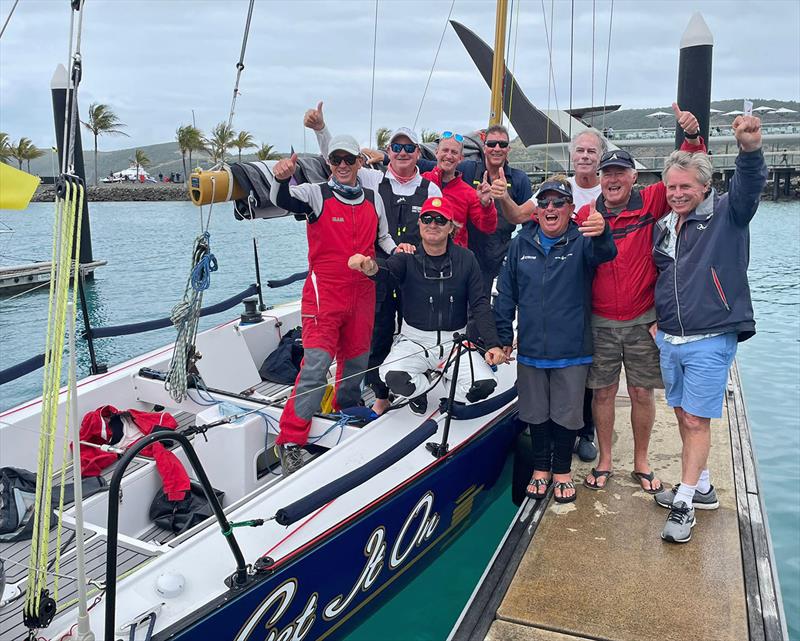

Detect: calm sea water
0,201,797,639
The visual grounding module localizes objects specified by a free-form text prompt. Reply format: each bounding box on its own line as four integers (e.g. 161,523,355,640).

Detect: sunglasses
537,197,571,209
440,131,464,143
485,140,509,149
390,142,417,154
329,154,358,166
420,213,449,226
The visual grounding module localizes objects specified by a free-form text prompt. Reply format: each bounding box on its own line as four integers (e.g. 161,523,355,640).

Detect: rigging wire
368,0,378,146
602,0,614,131
412,0,456,131
506,0,522,128
591,0,596,124
502,0,515,128
0,0,20,40
567,0,575,172
225,0,256,134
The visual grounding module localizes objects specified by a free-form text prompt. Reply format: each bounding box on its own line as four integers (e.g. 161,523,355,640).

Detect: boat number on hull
235,491,440,641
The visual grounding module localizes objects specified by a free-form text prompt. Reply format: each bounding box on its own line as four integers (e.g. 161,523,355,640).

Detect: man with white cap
269,134,396,475
348,196,507,416
303,101,441,414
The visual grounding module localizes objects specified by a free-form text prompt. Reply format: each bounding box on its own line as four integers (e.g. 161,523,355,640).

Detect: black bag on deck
0,467,106,542
258,327,303,385
149,482,225,534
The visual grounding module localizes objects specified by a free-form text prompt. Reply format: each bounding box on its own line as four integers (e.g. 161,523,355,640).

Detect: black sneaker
575,436,598,462
278,444,306,476
409,395,428,416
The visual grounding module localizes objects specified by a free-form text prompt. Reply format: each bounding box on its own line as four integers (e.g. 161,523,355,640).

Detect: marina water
0,201,797,639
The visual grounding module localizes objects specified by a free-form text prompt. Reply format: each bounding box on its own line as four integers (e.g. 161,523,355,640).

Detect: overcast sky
1,0,798,153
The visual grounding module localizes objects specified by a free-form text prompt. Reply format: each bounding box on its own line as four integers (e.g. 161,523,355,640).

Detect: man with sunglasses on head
348,196,508,416
304,101,441,415
574,103,705,494
268,134,397,475
418,131,497,249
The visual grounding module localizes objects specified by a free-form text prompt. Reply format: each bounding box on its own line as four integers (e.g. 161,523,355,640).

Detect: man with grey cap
303,101,441,414
269,134,396,475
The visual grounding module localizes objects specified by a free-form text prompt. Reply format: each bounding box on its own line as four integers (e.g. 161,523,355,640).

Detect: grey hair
569,128,608,155
663,150,713,186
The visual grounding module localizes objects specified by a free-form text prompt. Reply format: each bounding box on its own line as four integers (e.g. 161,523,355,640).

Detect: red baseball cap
420,196,454,220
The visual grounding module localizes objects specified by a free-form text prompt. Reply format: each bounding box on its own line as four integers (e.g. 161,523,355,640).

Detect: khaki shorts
587,323,664,389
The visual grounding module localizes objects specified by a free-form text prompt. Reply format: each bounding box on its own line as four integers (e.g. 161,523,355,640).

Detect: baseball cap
420,196,453,220
534,179,573,200
328,134,360,157
389,127,420,145
598,149,635,170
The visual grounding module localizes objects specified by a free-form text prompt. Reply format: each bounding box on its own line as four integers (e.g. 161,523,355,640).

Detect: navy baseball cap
534,179,573,200
598,149,635,170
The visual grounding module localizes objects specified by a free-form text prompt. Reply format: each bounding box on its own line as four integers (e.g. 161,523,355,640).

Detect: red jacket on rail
77,405,190,501
422,166,497,248
574,137,706,321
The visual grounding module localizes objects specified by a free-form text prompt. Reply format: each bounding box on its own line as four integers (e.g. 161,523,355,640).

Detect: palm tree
376,127,391,149
0,132,11,164
130,149,150,180
8,137,33,170
205,122,236,164
81,103,128,185
183,126,204,175
176,125,194,180
255,143,281,161
421,129,439,143
232,130,256,162
23,143,45,173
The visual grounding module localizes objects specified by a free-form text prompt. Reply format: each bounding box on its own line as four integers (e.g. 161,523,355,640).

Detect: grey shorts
517,363,589,430
586,322,664,390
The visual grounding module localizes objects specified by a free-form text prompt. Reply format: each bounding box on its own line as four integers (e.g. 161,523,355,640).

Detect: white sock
674,482,697,509
696,469,711,494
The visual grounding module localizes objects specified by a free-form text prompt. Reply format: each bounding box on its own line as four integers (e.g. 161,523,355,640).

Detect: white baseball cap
389,127,420,145
328,134,360,157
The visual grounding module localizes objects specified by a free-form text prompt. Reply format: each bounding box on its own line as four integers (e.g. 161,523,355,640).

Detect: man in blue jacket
494,177,617,503
652,115,767,543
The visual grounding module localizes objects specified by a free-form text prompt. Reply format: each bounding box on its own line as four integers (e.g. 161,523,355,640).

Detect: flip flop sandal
583,467,613,490
631,470,662,494
525,476,552,500
553,481,577,504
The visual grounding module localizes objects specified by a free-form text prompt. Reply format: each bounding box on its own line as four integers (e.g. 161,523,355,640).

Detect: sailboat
0,3,526,641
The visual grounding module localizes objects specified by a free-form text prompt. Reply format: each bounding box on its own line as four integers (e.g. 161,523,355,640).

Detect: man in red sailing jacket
421,132,497,248
269,134,398,475
574,103,705,493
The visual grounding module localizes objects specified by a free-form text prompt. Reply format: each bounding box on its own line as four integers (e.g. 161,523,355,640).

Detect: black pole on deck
50,63,94,268
675,13,713,150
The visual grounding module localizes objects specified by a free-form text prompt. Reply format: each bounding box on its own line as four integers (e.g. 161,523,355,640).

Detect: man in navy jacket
652,115,767,544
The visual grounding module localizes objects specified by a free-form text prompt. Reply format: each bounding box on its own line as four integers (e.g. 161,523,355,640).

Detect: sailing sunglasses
537,197,571,209
440,131,464,143
329,154,358,166
485,140,509,148
390,142,418,154
419,213,450,226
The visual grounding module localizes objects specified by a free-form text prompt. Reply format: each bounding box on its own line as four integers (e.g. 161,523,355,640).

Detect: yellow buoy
188,166,247,206
0,163,40,210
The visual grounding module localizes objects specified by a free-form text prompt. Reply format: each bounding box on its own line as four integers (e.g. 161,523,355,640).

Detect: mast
489,0,509,126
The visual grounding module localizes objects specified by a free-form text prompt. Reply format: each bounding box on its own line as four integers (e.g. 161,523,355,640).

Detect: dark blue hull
156,411,520,641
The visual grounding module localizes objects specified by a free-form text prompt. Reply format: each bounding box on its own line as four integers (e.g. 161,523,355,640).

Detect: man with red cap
349,196,508,415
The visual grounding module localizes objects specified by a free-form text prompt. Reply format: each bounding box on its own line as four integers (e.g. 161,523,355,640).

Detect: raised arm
577,204,617,266
270,152,315,215
490,167,534,225
727,115,767,227
467,178,498,234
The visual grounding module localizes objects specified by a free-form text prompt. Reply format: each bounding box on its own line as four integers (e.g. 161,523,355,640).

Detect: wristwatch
684,131,700,140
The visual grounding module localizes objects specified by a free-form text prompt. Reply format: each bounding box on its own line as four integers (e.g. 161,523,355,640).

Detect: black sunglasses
537,197,571,209
390,142,417,154
329,154,358,166
485,140,509,149
420,213,449,226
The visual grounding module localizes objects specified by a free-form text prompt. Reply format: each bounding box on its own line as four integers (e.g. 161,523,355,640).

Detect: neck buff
387,164,417,185
329,176,363,199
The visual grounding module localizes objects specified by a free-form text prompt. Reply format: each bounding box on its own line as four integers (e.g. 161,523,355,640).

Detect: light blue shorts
655,331,738,419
